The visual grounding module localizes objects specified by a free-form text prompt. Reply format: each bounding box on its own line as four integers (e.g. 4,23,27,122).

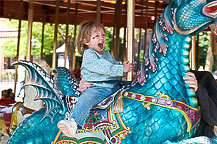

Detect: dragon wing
13,60,67,122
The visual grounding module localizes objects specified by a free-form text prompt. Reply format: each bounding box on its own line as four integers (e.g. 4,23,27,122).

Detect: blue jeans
68,85,119,126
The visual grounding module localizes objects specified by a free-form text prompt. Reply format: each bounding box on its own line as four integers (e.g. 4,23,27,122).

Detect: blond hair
77,21,105,54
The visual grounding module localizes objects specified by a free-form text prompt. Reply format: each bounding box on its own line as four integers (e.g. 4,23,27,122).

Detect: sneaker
57,118,77,137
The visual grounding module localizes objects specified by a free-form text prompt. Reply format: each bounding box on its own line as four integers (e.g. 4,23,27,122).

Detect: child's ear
83,38,90,46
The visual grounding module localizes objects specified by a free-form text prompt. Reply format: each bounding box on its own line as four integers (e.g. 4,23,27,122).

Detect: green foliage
198,32,209,67
105,27,113,51
197,32,216,71
1,40,17,57
0,19,66,58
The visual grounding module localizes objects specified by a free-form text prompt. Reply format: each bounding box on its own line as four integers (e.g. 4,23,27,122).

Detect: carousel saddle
92,80,131,109
92,88,122,109
66,80,131,112
66,88,123,112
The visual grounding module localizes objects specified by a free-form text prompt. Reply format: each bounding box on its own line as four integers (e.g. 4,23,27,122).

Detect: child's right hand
123,61,135,73
79,80,93,93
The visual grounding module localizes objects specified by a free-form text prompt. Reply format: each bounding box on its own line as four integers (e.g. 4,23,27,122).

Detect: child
57,21,135,137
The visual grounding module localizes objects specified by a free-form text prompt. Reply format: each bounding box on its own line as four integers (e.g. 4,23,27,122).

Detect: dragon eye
202,1,217,18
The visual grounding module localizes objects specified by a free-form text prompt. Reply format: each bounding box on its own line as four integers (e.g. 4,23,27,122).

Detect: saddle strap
121,91,201,132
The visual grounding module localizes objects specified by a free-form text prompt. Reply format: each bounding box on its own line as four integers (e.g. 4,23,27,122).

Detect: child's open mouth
98,43,103,49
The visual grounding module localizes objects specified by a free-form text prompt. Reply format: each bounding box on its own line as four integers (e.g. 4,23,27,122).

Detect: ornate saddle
66,87,123,112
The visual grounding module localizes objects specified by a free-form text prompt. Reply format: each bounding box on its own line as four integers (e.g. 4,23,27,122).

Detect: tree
0,19,61,59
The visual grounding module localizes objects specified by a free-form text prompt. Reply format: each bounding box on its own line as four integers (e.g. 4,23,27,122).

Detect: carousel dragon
8,0,217,143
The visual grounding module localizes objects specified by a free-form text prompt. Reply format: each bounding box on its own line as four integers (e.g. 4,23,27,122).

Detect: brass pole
64,0,70,67
72,3,78,71
137,0,144,71
26,0,34,61
111,0,122,60
122,1,127,62
143,0,148,58
154,0,158,25
196,34,199,70
127,0,135,80
41,22,45,59
210,32,215,70
52,0,60,69
210,32,215,54
14,0,23,95
191,36,196,70
96,0,101,22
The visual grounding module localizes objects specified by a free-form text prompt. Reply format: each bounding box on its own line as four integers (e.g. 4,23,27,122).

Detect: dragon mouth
203,1,217,35
203,1,217,18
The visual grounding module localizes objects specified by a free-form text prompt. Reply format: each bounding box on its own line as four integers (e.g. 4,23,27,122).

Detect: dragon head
173,0,217,35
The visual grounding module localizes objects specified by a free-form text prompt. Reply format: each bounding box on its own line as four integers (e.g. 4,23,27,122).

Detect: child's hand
123,61,135,73
79,80,93,93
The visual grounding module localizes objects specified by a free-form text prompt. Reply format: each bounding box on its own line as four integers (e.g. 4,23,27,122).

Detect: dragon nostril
202,1,217,18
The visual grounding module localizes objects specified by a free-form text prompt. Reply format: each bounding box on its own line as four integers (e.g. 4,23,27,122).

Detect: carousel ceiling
0,0,169,28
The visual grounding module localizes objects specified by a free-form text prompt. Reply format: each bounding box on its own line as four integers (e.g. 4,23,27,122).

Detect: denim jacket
81,48,124,88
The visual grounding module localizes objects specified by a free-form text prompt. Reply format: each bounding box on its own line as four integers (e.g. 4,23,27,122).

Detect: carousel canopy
0,0,169,28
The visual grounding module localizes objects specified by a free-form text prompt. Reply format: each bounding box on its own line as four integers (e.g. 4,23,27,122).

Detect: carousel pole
71,3,78,71
143,0,148,60
127,0,135,81
191,36,196,70
24,0,34,100
122,1,127,63
196,34,199,70
52,0,60,69
96,0,101,22
41,5,48,60
137,0,144,71
210,32,216,67
41,22,45,59
26,0,34,62
111,0,122,60
64,0,70,67
14,0,23,95
154,0,158,25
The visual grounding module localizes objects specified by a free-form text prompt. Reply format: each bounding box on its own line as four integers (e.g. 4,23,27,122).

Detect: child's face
84,27,106,54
